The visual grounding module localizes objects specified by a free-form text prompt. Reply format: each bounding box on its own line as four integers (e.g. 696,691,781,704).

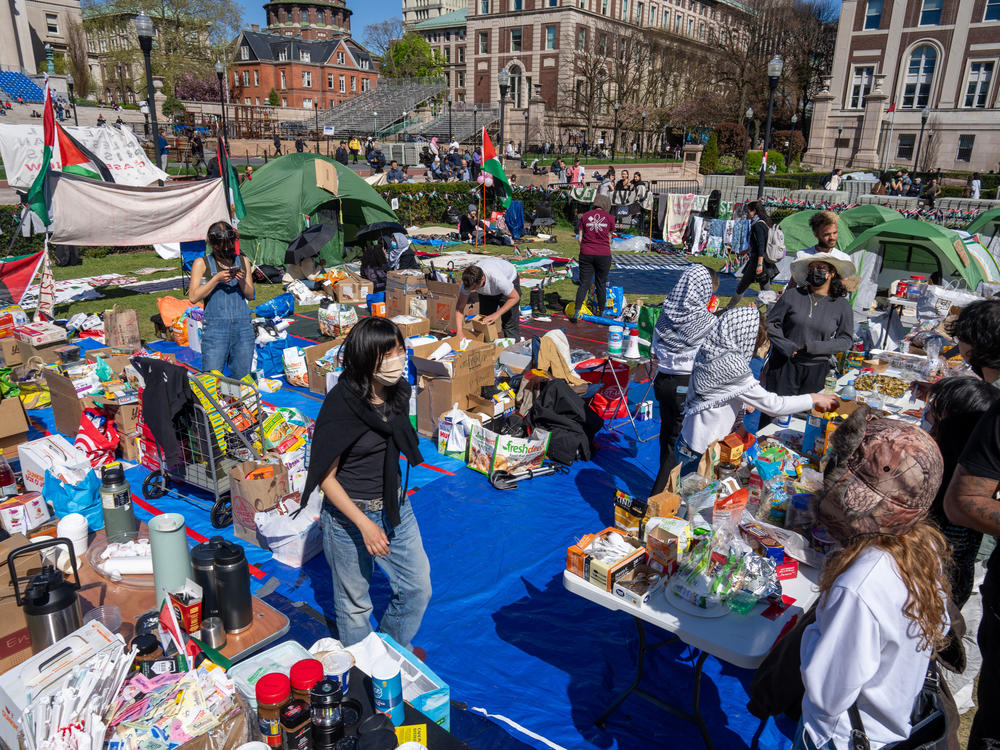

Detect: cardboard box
645,491,681,521
467,315,501,343
614,490,647,536
386,270,427,294
612,565,662,608
410,336,497,380
417,374,498,437
303,338,343,395
118,431,140,462
390,315,430,339
18,435,91,493
44,369,99,438
386,288,427,319
0,397,30,454
13,322,67,347
645,524,681,575
423,280,477,332
0,492,50,536
21,339,66,364
566,527,645,591
0,533,36,676
228,460,289,547
332,272,374,304
0,339,22,367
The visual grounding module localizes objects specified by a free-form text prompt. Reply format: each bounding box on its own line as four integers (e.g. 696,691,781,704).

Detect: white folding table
563,563,819,748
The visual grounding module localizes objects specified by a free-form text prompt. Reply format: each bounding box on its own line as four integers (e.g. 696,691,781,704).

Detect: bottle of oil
100,462,139,540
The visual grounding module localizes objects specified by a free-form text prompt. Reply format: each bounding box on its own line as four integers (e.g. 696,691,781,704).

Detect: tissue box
0,492,50,535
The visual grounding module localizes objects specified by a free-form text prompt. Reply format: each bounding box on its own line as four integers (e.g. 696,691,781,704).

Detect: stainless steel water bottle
213,539,252,633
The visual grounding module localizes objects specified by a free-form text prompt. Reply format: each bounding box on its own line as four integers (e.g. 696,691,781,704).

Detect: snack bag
282,347,309,388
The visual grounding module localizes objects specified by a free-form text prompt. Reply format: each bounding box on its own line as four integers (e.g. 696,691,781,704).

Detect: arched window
509,65,522,109
903,45,937,108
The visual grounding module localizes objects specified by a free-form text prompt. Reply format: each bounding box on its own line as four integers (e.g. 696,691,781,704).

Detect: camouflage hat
816,407,943,543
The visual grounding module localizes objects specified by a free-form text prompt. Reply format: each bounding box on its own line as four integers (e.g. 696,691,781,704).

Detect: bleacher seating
316,78,446,137
410,107,500,143
0,71,45,103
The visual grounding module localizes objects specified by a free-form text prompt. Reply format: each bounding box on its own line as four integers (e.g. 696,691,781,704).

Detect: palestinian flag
482,128,512,209
0,250,46,306
216,136,246,224
56,122,114,181
26,86,55,226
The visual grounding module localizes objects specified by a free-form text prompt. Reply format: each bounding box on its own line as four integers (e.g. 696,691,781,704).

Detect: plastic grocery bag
255,339,286,378
437,403,471,459
254,489,322,567
44,468,103,531
75,408,120,468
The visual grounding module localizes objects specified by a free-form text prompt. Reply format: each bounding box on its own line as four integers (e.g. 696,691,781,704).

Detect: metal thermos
8,538,83,653
100,462,138,541
191,537,223,618
213,539,252,633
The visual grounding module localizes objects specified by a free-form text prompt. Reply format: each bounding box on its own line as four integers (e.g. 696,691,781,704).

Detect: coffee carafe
8,538,82,652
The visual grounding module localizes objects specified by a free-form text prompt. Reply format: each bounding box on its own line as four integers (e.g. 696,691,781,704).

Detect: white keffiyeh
686,306,760,415
653,265,716,353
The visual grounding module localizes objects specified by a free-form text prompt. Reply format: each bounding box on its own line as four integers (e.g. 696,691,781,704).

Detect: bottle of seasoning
281,700,312,750
290,658,324,703
130,634,162,672
257,673,292,748
310,679,344,750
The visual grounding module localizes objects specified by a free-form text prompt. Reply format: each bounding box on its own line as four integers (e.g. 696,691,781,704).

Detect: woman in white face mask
302,317,431,652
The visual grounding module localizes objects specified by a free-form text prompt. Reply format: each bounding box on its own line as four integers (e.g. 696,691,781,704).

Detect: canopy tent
237,153,398,266
839,205,904,235
845,218,1000,308
968,207,1000,259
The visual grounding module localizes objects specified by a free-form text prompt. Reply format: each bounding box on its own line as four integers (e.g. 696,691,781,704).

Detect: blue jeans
200,320,254,379
674,434,703,478
790,719,836,750
320,500,431,648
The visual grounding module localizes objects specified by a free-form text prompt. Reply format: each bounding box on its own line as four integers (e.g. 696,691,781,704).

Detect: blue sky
235,0,400,43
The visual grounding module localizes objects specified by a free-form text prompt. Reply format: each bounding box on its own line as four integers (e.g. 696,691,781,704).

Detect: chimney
251,23,259,31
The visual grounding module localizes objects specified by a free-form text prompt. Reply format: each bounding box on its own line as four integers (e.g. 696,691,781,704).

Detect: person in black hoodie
301,317,430,650
725,201,776,310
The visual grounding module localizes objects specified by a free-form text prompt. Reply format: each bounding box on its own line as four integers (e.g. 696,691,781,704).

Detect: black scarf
301,379,422,528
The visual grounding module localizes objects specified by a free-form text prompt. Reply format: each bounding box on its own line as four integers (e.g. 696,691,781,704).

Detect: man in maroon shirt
572,194,615,320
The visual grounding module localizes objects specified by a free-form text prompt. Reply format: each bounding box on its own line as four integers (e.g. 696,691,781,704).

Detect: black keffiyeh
686,306,760,415
653,264,716,353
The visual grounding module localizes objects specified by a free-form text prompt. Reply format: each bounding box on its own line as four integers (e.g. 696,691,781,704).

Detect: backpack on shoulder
764,225,786,263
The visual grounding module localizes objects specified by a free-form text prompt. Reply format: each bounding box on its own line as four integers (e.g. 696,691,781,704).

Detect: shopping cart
141,371,263,528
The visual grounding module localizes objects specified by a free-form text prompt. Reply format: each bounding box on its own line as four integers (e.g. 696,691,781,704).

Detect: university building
403,0,467,25
807,0,1000,173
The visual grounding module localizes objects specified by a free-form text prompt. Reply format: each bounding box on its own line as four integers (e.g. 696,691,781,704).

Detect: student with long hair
301,317,430,649
188,221,255,378
797,408,950,750
649,264,718,493
725,201,776,310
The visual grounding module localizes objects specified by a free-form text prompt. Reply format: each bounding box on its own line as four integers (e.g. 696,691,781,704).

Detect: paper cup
317,649,354,691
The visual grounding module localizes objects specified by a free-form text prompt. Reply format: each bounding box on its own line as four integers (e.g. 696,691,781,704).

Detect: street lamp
402,109,407,139
741,107,753,176
373,110,377,139
757,54,783,199
66,73,78,125
314,101,320,153
612,101,619,158
447,97,453,143
214,60,228,148
134,12,159,161
787,112,798,167
523,110,529,151
472,106,477,152
640,110,647,160
913,106,930,173
498,69,510,150
833,123,843,170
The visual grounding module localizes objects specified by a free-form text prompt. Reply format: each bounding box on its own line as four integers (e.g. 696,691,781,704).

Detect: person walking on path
273,133,282,157
725,201,776,310
571,194,614,321
303,317,430,651
650,264,718,494
349,136,361,163
157,128,169,171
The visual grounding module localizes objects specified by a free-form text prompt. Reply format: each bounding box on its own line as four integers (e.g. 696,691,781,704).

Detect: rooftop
412,8,467,30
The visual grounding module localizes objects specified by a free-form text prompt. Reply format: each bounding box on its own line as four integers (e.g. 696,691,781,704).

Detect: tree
268,89,280,107
364,18,404,58
162,94,184,115
700,133,719,174
174,73,220,101
65,17,92,98
381,33,443,78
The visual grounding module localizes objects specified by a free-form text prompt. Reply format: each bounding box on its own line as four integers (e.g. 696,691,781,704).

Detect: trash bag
255,292,295,319
44,468,102,531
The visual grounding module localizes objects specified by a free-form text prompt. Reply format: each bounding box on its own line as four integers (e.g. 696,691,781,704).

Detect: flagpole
881,104,896,172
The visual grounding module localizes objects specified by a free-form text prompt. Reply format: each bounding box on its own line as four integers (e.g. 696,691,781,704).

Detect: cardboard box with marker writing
386,288,427,319
0,533,39,674
424,279,478,333
410,337,498,437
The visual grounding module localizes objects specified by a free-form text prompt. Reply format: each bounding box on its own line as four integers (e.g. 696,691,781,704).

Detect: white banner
48,172,229,246
0,123,169,189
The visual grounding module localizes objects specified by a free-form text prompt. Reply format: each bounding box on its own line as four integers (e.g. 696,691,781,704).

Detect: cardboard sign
315,159,339,195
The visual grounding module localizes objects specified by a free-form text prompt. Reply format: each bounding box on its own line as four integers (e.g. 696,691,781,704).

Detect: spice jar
257,673,292,748
290,658,325,703
310,679,344,750
130,634,162,672
281,700,312,750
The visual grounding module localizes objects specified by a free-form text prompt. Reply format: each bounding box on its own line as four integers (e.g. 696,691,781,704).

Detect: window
351,75,356,91
896,133,915,160
964,62,994,108
919,0,942,25
281,97,287,107
481,0,489,13
621,0,628,20
339,75,345,92
687,18,693,35
302,71,311,87
328,73,334,87
479,31,489,53
650,5,656,24
336,51,345,64
577,27,586,50
987,0,1000,21
548,0,557,6
957,134,975,162
362,78,370,91
445,32,450,41
244,97,250,104
598,33,607,55
278,49,287,61
510,29,521,51
233,72,239,87
240,45,249,60
242,71,249,86
457,71,465,87
699,23,704,40
300,50,310,62
253,70,259,86
45,13,58,33
545,25,556,49
444,47,450,62
513,0,522,9
637,1,644,24
864,0,882,29
675,13,680,31
280,71,287,89
619,39,626,61
303,97,312,108
601,0,607,13
902,45,937,108
849,65,874,108
458,46,465,62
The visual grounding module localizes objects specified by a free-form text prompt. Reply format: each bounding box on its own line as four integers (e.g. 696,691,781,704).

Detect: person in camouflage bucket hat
816,404,943,544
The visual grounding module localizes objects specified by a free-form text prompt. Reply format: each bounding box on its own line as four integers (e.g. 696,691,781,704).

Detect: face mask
374,354,406,386
805,268,829,288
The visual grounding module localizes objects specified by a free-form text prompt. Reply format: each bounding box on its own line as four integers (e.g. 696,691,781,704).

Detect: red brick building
231,0,377,110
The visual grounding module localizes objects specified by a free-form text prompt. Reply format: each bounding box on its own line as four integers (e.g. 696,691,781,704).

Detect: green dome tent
777,210,856,254
968,207,1000,249
237,153,399,266
845,218,1000,308
839,205,903,235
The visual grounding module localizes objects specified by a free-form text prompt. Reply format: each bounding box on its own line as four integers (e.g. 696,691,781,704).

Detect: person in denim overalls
188,221,255,378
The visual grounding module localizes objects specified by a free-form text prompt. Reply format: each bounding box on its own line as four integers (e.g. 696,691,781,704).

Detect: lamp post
741,107,753,176
373,110,377,138
447,97,453,143
640,110,647,160
833,123,843,170
134,12,159,158
612,101,619,158
787,112,798,167
66,73,78,125
913,106,930,173
757,54,783,199
472,106,477,150
214,60,228,148
314,101,320,153
498,69,510,150
44,43,54,75
523,110,528,152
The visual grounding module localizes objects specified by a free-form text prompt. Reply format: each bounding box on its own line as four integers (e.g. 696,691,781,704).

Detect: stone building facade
403,0,467,26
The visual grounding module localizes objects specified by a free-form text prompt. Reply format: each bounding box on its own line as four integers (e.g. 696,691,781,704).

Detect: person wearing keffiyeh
649,264,718,493
676,306,839,476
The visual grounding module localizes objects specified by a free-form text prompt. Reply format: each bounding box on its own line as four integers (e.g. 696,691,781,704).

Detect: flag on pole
887,102,896,113
481,129,512,209
56,123,115,181
26,85,55,226
216,136,246,224
0,249,46,306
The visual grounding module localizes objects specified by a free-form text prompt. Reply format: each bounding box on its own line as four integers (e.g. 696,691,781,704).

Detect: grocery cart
141,371,263,528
